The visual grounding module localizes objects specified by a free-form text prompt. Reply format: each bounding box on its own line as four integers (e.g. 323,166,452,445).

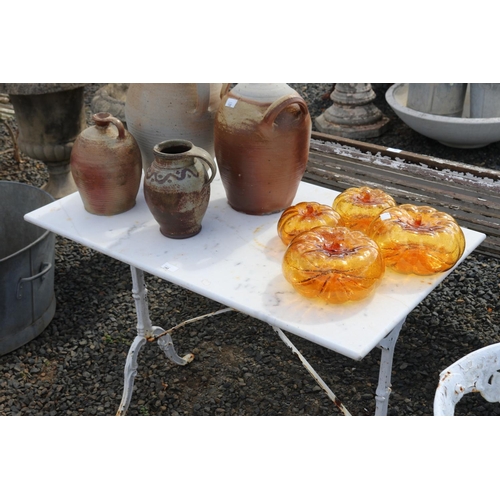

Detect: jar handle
220,83,232,98
186,145,217,185
262,95,309,127
92,112,126,139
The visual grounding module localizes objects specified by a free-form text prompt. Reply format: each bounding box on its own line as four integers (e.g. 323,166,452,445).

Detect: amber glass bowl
282,226,385,304
277,201,344,246
367,204,466,275
332,186,396,234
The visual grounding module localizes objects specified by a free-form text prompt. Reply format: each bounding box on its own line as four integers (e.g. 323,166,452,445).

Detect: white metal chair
434,342,500,416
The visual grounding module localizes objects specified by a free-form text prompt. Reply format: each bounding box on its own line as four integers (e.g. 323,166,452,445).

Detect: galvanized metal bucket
0,181,56,355
406,83,468,117
469,83,500,118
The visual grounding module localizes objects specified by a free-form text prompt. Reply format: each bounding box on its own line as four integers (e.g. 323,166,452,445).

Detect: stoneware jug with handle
70,112,142,215
144,139,217,238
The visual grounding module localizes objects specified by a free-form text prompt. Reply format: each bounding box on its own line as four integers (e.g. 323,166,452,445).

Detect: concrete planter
386,83,500,149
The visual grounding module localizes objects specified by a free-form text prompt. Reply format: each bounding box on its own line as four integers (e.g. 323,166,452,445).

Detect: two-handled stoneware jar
214,83,312,215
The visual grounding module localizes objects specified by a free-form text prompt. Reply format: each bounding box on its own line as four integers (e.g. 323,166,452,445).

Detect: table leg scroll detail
116,335,147,416
157,332,195,365
116,266,154,416
118,267,233,415
374,317,406,416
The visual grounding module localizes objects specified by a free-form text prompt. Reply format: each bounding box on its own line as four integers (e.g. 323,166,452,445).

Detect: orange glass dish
332,186,396,233
282,226,385,304
367,204,466,275
277,201,344,246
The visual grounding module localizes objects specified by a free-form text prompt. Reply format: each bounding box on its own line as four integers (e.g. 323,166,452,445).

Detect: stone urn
0,83,87,199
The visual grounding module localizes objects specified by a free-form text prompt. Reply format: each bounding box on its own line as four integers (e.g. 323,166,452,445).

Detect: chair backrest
434,342,500,416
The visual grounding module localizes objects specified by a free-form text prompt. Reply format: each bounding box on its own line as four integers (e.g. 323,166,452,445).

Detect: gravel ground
1,83,499,417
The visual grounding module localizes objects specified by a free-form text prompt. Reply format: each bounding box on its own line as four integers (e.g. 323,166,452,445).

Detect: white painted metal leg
130,265,153,337
116,266,197,416
116,335,147,416
116,266,152,416
374,317,406,416
273,326,352,416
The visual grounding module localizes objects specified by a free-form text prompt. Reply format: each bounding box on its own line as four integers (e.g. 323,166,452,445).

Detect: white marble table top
24,174,486,361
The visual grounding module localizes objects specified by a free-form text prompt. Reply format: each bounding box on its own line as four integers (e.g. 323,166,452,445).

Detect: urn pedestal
315,83,390,140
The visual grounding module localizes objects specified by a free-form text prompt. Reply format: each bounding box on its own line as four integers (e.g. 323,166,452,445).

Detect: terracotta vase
125,83,223,171
70,112,142,215
214,83,312,215
144,139,217,238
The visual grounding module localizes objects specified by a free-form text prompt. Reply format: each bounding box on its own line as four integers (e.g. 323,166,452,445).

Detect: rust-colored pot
70,112,142,215
214,83,312,215
144,139,217,239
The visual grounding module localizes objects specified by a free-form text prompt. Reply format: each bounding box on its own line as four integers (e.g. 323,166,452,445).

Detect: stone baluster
315,83,390,140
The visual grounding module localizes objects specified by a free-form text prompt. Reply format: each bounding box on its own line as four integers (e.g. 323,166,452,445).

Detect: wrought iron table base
117,265,405,417
116,266,194,416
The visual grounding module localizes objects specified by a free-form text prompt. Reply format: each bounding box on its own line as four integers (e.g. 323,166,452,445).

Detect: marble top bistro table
24,174,486,416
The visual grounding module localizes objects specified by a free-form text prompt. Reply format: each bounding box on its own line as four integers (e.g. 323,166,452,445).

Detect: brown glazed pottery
125,84,223,171
144,139,217,239
70,112,142,215
214,83,312,215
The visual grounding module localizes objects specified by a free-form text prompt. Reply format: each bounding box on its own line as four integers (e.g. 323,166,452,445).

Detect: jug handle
93,112,126,139
262,95,309,127
186,145,218,185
